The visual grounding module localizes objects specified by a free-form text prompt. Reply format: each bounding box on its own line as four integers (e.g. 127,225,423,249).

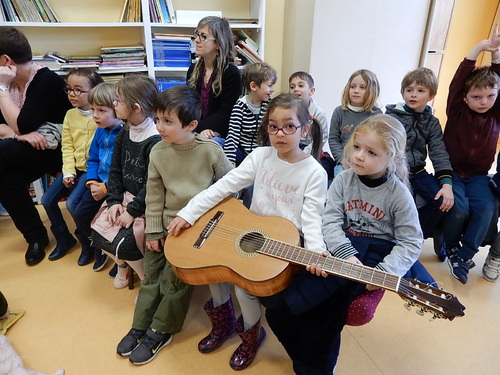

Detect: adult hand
0,64,16,86
17,131,48,150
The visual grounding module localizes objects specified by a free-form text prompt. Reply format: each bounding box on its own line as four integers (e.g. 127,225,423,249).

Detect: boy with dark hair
385,67,453,249
442,24,500,284
116,84,233,365
223,62,277,165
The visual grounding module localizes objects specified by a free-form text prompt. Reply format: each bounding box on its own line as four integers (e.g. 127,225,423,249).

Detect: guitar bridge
194,210,224,248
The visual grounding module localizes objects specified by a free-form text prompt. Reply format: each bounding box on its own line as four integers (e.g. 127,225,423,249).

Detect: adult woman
187,16,242,144
0,27,71,265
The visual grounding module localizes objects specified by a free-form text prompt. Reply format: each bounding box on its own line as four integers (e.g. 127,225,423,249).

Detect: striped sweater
223,96,268,164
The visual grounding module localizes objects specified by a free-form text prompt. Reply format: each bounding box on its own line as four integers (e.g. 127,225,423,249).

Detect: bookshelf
3,0,266,81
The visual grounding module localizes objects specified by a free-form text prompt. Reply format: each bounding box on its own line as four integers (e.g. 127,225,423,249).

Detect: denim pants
41,172,87,233
72,188,105,249
443,174,495,261
410,170,445,239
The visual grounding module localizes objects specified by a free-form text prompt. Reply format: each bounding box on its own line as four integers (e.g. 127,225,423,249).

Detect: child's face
267,107,308,160
289,77,314,103
252,79,275,103
113,91,131,121
155,110,196,145
464,85,499,113
402,81,434,112
349,75,368,107
66,74,92,110
349,130,389,179
90,105,121,129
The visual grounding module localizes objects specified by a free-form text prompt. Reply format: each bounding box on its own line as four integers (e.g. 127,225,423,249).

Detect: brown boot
198,297,236,353
229,316,266,371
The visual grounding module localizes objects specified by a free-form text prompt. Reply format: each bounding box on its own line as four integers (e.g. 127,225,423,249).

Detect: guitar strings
199,222,450,317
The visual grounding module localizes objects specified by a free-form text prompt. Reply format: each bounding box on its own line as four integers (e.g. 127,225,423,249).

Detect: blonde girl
168,93,327,371
91,75,161,289
271,114,429,374
187,16,242,145
329,69,382,176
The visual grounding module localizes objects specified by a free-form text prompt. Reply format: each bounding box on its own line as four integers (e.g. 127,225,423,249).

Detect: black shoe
48,236,77,261
93,249,109,272
129,328,172,365
117,328,147,357
109,263,118,278
25,236,49,265
77,246,95,266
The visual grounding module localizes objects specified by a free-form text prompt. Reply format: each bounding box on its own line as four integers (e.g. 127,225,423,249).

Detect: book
11,0,27,22
153,33,192,42
3,0,20,21
158,0,170,23
38,0,58,22
45,51,68,63
32,0,50,22
236,42,262,62
235,30,259,53
165,0,175,23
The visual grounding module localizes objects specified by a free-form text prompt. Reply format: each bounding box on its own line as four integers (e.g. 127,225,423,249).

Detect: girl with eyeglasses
41,68,104,266
186,16,242,146
167,93,326,371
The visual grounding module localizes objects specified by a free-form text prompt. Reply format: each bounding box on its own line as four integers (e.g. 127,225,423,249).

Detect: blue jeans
443,174,495,260
41,172,87,233
410,170,445,239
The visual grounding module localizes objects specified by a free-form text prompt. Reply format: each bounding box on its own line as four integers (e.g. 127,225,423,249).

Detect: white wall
309,0,431,124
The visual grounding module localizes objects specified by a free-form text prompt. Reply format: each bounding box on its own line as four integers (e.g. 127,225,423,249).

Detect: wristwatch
0,85,8,91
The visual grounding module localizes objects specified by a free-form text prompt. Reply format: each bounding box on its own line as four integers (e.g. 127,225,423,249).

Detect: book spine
11,0,27,22
32,0,49,22
158,0,170,23
39,0,58,22
165,0,175,23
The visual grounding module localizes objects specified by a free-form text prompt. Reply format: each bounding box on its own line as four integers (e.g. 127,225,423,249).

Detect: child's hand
146,238,164,252
200,129,215,139
490,22,500,50
107,204,123,225
116,210,134,228
63,177,75,188
89,183,106,201
435,184,454,212
167,217,191,236
306,251,330,278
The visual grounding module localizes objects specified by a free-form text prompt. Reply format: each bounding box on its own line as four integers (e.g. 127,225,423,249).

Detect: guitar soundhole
239,232,265,254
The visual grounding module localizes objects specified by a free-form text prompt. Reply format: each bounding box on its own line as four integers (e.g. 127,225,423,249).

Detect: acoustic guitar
165,197,465,321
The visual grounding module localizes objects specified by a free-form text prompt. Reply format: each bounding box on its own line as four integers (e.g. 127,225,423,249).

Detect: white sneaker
482,254,500,282
113,272,129,289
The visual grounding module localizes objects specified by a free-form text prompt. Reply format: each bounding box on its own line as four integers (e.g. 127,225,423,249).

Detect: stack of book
152,34,192,68
0,0,59,22
61,55,101,70
149,0,176,23
156,77,186,92
234,30,262,64
99,45,147,71
32,53,62,71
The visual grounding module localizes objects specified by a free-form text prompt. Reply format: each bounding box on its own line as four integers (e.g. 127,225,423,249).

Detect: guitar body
165,197,301,296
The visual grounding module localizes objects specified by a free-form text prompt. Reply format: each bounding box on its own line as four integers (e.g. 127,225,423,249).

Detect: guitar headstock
397,278,465,321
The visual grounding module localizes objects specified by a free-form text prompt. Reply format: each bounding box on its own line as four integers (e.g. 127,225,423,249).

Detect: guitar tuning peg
429,315,437,322
416,308,425,316
404,302,412,311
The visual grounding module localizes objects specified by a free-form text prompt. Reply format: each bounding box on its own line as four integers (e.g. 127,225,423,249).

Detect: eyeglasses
64,87,89,96
265,124,304,135
192,31,216,43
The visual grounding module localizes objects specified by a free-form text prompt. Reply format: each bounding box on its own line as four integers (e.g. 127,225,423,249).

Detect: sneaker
483,254,500,282
129,328,172,365
93,250,109,272
117,328,147,357
447,254,470,284
113,272,129,289
109,263,118,278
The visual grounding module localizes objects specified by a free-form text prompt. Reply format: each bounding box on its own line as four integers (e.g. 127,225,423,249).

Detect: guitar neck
259,238,400,292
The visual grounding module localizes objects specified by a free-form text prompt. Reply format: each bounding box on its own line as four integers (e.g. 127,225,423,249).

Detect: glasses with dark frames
265,124,304,135
192,31,216,42
64,87,89,96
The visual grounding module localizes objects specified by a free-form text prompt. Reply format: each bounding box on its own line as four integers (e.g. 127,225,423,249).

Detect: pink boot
229,316,266,371
198,297,236,353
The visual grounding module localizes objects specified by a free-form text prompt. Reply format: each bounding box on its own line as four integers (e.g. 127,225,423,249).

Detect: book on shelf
1,0,59,22
45,51,68,63
234,30,259,53
235,42,262,63
120,0,141,22
152,33,192,42
165,0,175,23
227,18,258,24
